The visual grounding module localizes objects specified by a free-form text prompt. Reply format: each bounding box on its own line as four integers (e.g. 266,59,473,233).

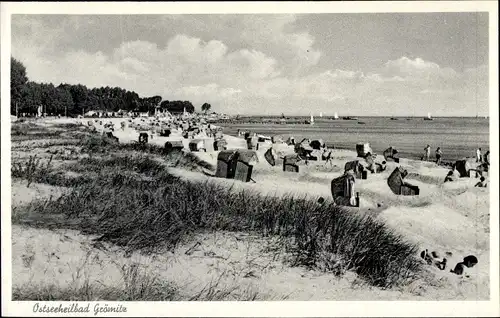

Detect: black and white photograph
1,1,498,317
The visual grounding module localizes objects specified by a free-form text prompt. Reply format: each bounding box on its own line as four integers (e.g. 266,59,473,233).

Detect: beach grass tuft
15,153,421,288
11,122,421,289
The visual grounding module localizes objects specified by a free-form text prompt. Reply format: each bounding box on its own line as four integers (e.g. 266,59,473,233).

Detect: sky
11,13,489,116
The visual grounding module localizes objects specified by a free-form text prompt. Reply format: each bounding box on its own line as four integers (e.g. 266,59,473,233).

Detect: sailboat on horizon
424,112,433,121
333,112,339,120
310,114,315,125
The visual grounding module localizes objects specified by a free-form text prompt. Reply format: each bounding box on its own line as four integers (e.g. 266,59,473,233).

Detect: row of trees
10,57,212,117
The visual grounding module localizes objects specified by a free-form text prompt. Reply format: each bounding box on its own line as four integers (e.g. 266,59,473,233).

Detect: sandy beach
9,116,490,300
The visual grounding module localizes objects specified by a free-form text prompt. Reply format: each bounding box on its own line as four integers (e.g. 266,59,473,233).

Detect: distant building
84,110,98,117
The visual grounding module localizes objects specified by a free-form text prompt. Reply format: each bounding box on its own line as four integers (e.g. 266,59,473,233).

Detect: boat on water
342,116,357,120
320,112,323,118
309,114,315,125
390,117,398,120
358,121,366,125
332,112,339,120
424,112,433,121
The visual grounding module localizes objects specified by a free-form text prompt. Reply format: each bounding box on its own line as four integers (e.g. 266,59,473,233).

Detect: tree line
10,57,212,117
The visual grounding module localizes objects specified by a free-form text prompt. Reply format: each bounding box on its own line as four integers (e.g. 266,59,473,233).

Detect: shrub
17,167,421,288
13,130,420,288
12,262,177,301
11,155,53,188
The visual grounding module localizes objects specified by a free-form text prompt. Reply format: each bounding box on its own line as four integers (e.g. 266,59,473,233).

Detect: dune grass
15,155,421,288
406,172,444,185
12,124,422,289
11,155,54,188
77,133,213,171
11,122,65,140
13,263,177,301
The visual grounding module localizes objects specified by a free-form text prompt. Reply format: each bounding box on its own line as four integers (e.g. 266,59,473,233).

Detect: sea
220,116,490,161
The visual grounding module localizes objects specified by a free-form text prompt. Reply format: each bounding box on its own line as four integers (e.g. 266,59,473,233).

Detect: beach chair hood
236,149,259,165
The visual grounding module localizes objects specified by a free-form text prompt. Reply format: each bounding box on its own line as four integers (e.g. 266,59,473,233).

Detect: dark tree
67,84,89,115
11,57,28,115
12,59,201,118
160,100,195,114
201,103,212,114
20,82,43,115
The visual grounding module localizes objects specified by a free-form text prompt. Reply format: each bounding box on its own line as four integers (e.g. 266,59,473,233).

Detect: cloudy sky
11,13,489,116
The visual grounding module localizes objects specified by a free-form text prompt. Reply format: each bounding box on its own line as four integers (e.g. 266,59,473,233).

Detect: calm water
221,117,490,161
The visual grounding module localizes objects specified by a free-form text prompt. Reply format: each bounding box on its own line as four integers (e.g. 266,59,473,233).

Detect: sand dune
12,117,489,300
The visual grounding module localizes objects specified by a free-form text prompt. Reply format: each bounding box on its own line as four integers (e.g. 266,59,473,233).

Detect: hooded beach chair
264,147,277,166
246,137,258,150
383,147,400,163
213,139,228,151
139,132,149,144
387,167,420,195
286,136,296,146
160,128,171,137
295,140,314,160
283,154,301,172
455,160,471,178
234,150,259,182
344,160,367,179
164,140,184,152
189,139,205,152
216,150,239,179
331,173,358,207
356,143,372,158
310,139,325,150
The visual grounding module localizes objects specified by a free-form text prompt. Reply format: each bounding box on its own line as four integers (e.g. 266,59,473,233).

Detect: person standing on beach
484,150,490,165
476,148,482,163
435,147,443,165
423,145,431,161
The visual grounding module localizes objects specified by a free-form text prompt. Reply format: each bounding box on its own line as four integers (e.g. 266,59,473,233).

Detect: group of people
423,145,490,167
441,145,490,187
476,147,490,164
422,145,443,165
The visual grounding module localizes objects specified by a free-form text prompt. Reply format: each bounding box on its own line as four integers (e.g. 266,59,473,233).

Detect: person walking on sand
484,150,490,165
435,147,443,165
476,148,482,163
423,145,431,161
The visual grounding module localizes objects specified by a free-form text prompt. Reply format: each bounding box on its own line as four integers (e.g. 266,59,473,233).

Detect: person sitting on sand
475,162,490,177
317,197,325,206
375,161,387,173
475,176,487,188
444,170,454,183
435,147,443,165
